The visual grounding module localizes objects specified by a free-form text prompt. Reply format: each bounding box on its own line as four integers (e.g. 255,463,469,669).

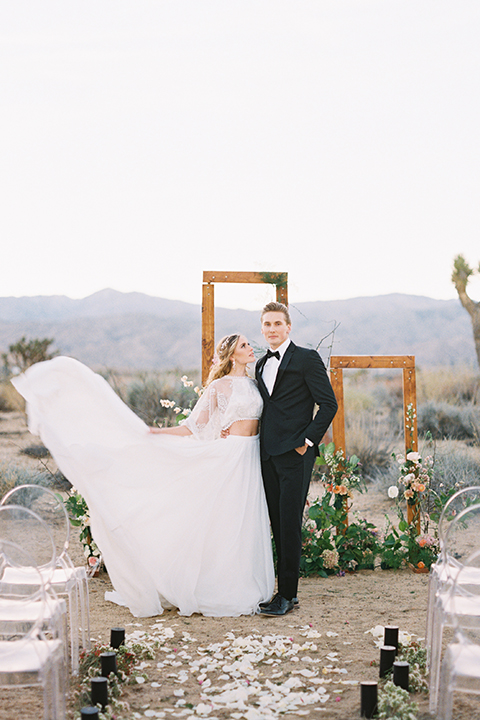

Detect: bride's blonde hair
205,334,240,386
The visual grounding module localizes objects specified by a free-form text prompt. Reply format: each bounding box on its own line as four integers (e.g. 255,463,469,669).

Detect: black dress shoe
258,594,295,616
259,593,299,609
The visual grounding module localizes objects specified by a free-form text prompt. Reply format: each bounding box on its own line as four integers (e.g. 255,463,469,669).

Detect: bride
12,334,274,618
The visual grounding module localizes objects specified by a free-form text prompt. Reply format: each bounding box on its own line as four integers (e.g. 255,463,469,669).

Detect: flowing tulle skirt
12,357,275,617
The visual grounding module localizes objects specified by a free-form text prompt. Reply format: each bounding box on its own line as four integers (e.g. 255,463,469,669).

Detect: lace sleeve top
182,376,263,441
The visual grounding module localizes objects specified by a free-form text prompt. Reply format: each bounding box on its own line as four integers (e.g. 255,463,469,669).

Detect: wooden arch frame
329,355,418,457
202,271,288,383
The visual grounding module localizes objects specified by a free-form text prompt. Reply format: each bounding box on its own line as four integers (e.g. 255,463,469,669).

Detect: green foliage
397,641,428,693
301,495,381,575
316,441,364,493
336,515,380,570
2,336,58,376
379,515,408,569
63,491,101,564
452,253,475,290
260,271,288,288
377,680,418,720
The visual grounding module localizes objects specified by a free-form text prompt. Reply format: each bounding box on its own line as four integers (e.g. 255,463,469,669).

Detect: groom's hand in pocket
295,444,308,455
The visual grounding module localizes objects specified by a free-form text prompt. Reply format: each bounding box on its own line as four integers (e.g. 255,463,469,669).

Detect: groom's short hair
261,301,291,325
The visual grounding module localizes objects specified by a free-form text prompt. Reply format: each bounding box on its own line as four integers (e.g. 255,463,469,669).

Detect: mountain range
0,289,475,371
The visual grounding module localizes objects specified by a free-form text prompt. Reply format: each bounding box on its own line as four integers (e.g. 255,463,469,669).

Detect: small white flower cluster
160,399,176,408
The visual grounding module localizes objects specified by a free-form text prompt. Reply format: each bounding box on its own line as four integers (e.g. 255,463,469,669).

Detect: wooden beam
203,271,288,287
403,366,418,453
330,356,415,369
330,366,345,455
202,283,215,384
201,271,289,383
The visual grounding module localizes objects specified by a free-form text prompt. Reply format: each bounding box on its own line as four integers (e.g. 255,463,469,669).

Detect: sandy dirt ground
0,410,477,719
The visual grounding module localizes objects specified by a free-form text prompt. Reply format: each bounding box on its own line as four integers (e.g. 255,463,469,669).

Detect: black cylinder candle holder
360,681,378,718
393,660,409,690
80,707,99,719
379,645,396,678
100,651,118,677
110,627,125,649
384,626,399,654
91,677,108,709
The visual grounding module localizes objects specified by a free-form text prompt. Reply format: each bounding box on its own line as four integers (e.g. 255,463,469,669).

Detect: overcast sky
1,0,479,309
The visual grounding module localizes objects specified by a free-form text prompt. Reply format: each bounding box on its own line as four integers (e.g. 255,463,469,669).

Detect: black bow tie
266,349,280,361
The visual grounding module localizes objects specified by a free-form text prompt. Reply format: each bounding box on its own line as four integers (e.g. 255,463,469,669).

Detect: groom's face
261,311,291,350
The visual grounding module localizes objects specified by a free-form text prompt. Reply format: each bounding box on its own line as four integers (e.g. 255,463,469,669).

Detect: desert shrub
21,444,51,459
417,401,480,441
431,441,480,493
417,366,480,405
126,372,200,426
0,463,55,499
345,413,398,480
0,381,24,412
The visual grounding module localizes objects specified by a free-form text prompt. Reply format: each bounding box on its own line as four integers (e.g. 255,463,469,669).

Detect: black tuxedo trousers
256,342,338,600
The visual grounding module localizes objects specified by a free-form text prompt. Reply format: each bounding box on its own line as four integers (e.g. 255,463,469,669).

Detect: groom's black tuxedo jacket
255,342,338,457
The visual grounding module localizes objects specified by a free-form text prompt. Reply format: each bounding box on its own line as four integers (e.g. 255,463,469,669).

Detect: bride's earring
232,359,236,368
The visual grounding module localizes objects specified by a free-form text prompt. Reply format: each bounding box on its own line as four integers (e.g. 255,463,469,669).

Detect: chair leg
429,609,445,712
425,570,438,667
67,588,80,675
78,574,91,651
436,648,455,720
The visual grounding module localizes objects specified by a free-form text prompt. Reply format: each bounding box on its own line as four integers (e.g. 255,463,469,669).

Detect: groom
256,302,338,616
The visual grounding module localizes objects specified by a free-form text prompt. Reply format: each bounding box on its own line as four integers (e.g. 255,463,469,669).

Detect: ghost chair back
437,547,480,720
428,501,480,712
0,538,66,720
0,485,91,674
0,508,68,666
426,486,480,656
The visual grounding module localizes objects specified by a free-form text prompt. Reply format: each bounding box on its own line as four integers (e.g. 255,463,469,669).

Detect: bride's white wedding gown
12,357,274,618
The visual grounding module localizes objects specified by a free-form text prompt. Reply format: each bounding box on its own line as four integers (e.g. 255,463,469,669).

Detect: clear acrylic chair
437,547,480,719
0,539,66,720
0,520,68,664
0,485,90,673
426,486,480,656
428,501,480,712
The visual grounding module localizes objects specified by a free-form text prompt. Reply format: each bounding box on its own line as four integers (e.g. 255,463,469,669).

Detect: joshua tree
452,254,480,368
2,336,59,376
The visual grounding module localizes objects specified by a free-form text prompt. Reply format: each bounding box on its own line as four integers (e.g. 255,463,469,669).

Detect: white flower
388,486,399,499
406,451,420,463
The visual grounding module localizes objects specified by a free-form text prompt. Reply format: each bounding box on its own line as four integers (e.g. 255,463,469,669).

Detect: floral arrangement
301,498,380,575
63,490,102,573
393,450,434,507
316,441,364,497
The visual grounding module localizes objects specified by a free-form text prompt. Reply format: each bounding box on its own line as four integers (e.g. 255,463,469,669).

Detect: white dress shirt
262,338,291,395
262,338,313,448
